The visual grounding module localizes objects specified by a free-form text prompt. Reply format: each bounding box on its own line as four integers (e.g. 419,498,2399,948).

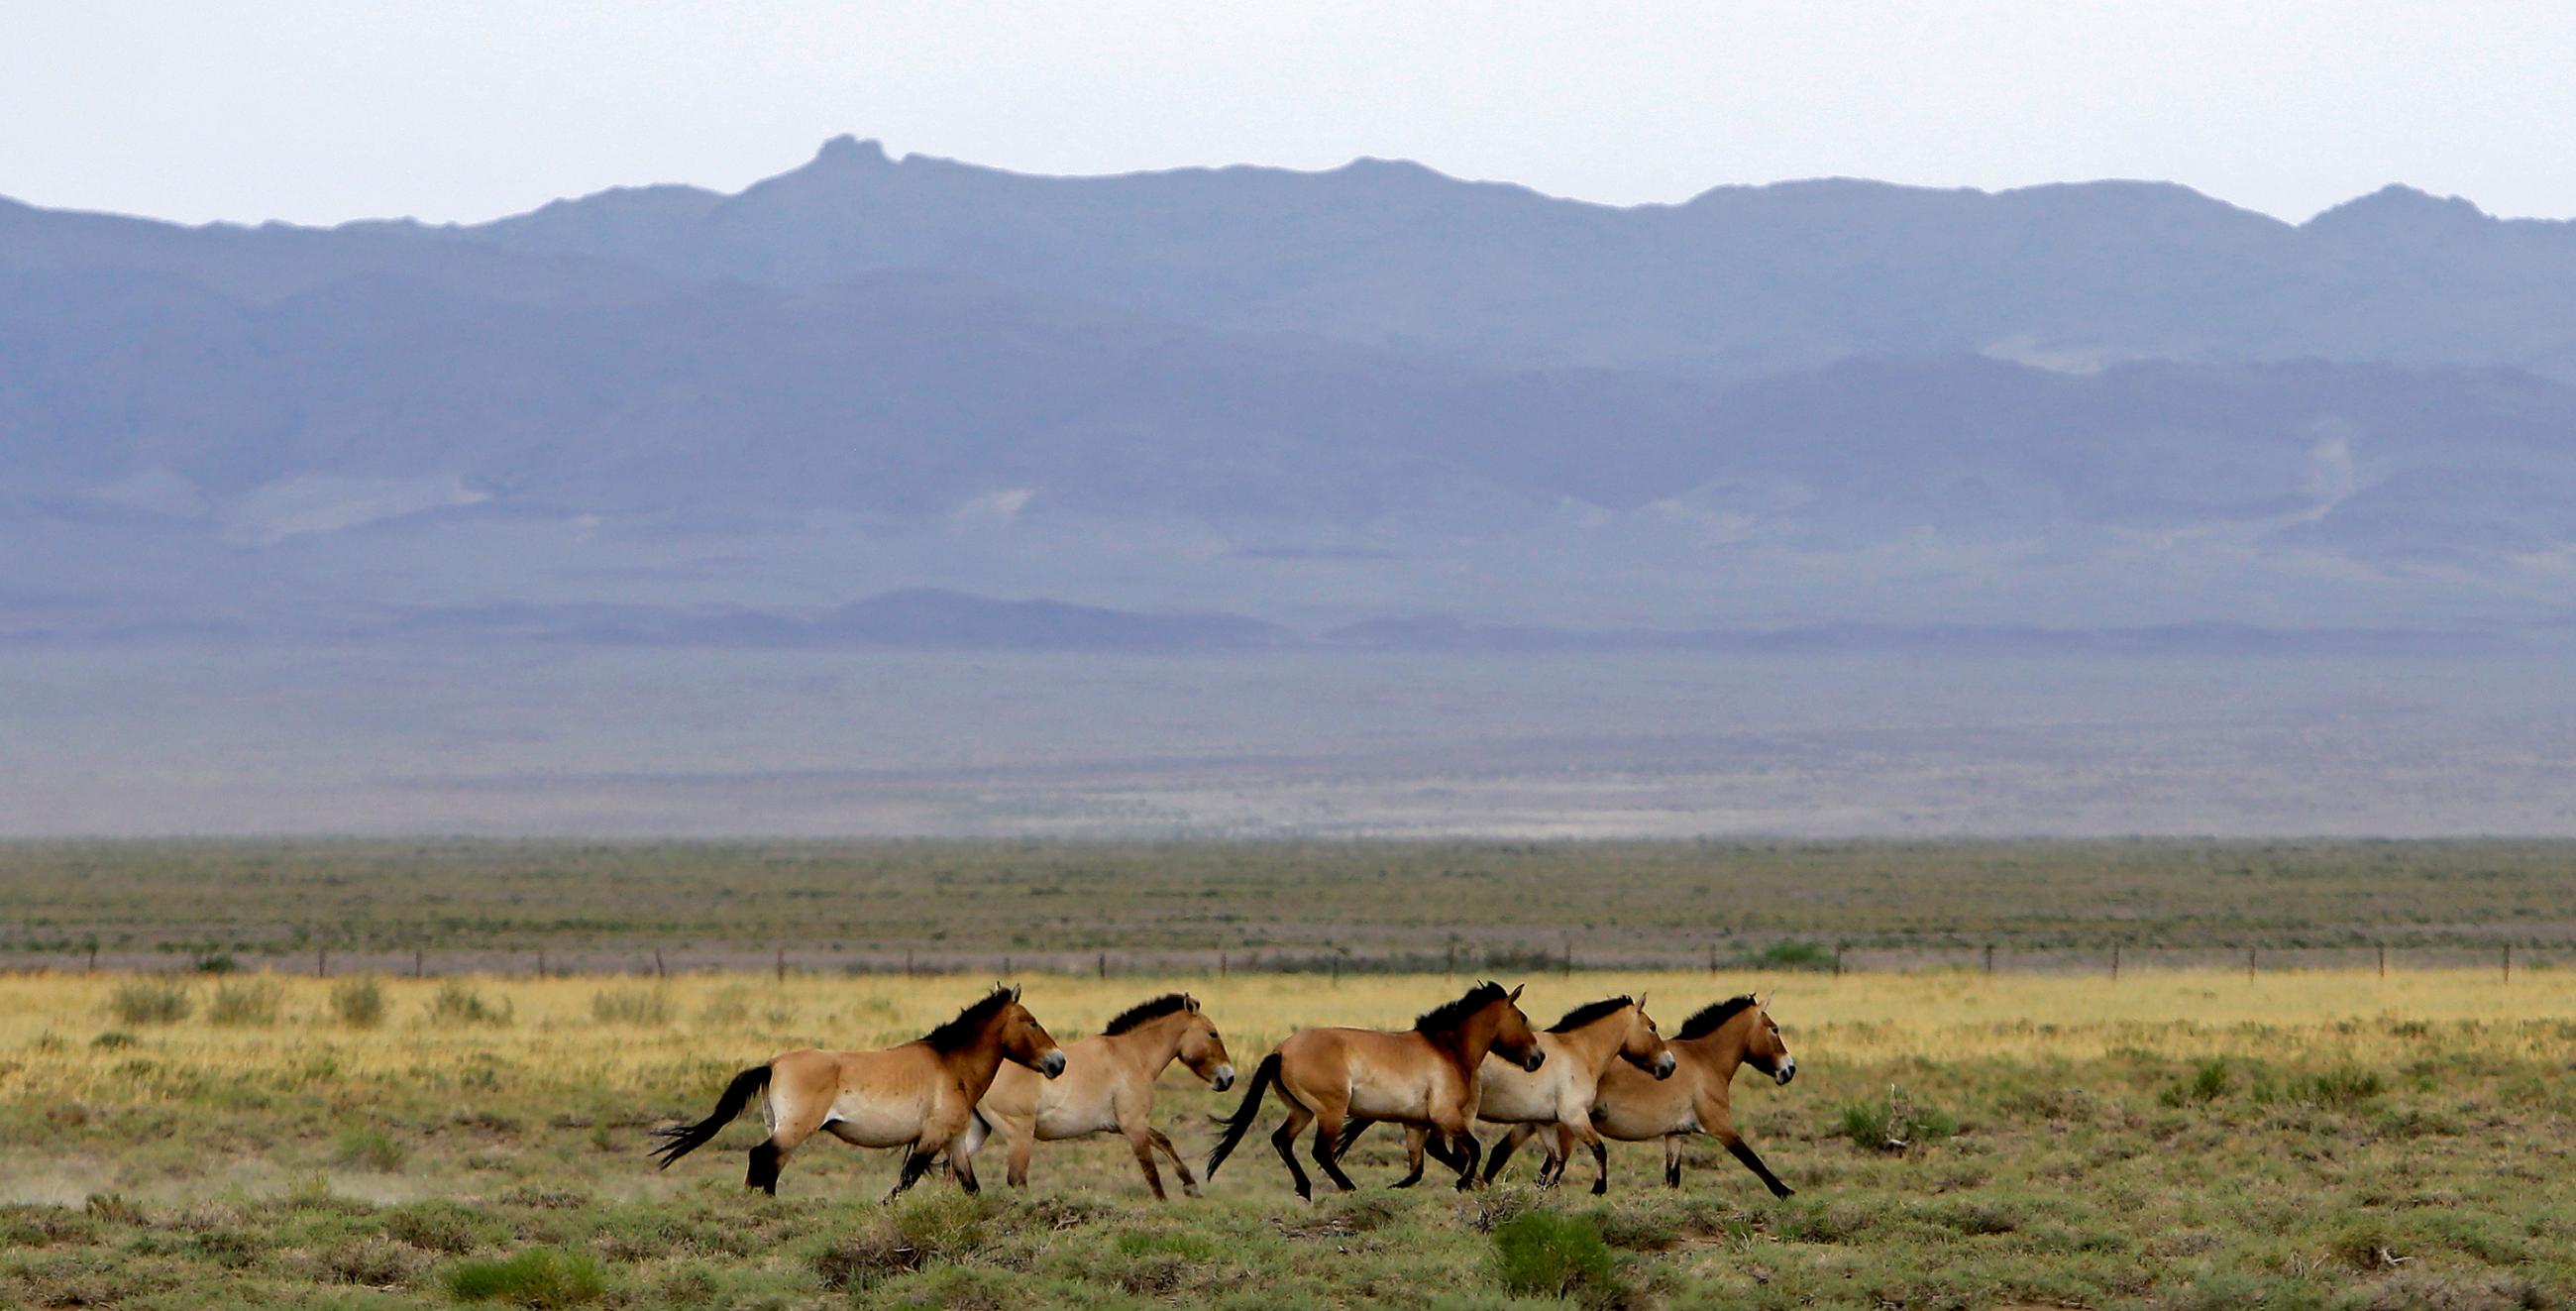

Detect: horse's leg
1125,1124,1169,1201
1663,1135,1684,1188
1721,1133,1794,1198
1448,1128,1483,1191
1007,1122,1036,1190
1309,1099,1360,1193
750,1097,825,1196
1391,1125,1429,1188
1146,1128,1201,1198
1481,1123,1535,1184
1270,1100,1315,1201
887,1143,940,1200
1580,1127,1611,1196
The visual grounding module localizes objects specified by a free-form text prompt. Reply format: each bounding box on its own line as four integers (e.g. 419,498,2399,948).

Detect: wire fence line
5,939,2558,981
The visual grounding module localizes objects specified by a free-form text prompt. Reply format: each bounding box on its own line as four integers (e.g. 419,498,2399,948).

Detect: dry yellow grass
7,966,2569,1093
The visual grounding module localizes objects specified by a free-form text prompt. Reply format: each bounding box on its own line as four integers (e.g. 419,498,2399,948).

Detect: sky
4,1,2572,228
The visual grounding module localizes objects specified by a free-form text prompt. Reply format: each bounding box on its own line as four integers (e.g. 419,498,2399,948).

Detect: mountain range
7,137,2576,646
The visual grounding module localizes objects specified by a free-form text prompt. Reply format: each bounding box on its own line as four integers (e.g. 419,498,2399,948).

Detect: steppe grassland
3,967,2572,1308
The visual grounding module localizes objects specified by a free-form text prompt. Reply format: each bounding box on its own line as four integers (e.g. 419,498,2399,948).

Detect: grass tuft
441,1248,605,1307
330,975,387,1028
588,988,671,1026
107,978,191,1026
425,981,512,1028
1492,1210,1629,1308
207,977,284,1027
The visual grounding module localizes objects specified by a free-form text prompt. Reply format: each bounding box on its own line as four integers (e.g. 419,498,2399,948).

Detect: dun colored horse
1335,994,1676,1193
1542,993,1797,1196
951,992,1234,1200
649,985,1063,1198
1206,980,1545,1199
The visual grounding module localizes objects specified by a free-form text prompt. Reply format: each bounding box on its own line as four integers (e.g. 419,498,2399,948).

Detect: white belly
827,1093,934,1148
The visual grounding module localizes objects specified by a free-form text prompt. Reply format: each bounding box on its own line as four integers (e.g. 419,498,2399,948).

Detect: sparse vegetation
106,976,191,1025
588,987,671,1026
206,976,283,1027
425,980,511,1027
330,974,387,1028
441,1247,605,1307
1,839,2571,1309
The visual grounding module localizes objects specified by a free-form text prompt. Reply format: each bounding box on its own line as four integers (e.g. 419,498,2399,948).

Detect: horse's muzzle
1211,1065,1235,1093
1039,1050,1067,1079
1773,1058,1796,1086
1521,1050,1546,1073
1653,1051,1677,1079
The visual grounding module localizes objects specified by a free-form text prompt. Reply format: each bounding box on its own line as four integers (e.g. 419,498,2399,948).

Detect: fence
5,939,2558,981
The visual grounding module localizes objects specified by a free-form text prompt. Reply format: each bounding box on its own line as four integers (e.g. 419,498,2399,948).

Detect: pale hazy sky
4,1,2571,227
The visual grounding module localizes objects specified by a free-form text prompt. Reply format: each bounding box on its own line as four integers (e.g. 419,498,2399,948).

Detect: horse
1205,980,1545,1199
1333,994,1676,1194
1535,993,1797,1196
949,992,1234,1200
648,985,1064,1198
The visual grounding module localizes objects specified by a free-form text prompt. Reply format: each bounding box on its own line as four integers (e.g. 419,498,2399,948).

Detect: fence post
87,942,98,973
317,947,328,979
776,946,786,983
2378,942,2387,978
2110,944,2119,981
1218,950,1228,979
2503,943,2512,983
655,949,667,981
1983,944,1995,975
1561,934,1572,976
1833,943,1844,978
1445,941,1456,975
2246,947,2256,981
536,948,545,979
1707,942,1716,976
414,947,424,978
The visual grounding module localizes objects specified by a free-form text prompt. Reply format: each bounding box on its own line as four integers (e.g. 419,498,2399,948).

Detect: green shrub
2159,1057,2234,1108
330,976,387,1028
889,1189,990,1259
90,1031,138,1049
383,1200,502,1256
442,1248,605,1307
1840,1085,1958,1152
1741,939,1837,971
107,978,191,1026
425,981,511,1028
333,1127,408,1171
1492,1210,1628,1308
207,978,283,1027
2291,1066,2386,1111
588,988,671,1026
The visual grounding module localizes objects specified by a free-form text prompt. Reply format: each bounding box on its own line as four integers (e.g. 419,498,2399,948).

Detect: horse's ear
1010,985,1022,1002
1507,983,1524,1002
1635,990,1648,1009
1184,995,1201,1012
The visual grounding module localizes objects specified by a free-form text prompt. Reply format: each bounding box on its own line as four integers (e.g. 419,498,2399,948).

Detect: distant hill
7,140,2576,642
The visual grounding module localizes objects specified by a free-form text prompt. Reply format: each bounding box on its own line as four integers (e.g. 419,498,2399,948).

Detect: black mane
1415,980,1510,1033
1675,995,1759,1040
1548,995,1637,1033
1103,993,1192,1036
920,987,1019,1052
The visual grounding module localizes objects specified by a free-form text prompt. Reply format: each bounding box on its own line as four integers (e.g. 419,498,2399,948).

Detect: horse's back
1281,1027,1451,1121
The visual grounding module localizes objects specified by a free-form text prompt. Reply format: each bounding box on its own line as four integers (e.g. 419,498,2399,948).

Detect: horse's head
1489,983,1546,1073
1173,996,1235,1092
1620,994,1677,1080
995,988,1066,1079
1744,996,1795,1085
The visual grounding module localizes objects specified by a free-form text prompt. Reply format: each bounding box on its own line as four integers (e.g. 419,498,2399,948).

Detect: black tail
1204,1051,1283,1177
648,1065,770,1169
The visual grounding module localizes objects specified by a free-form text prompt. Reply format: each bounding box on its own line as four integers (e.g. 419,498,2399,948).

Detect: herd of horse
650,981,1797,1203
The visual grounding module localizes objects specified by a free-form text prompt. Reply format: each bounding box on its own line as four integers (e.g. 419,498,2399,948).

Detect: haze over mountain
7,138,2576,648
